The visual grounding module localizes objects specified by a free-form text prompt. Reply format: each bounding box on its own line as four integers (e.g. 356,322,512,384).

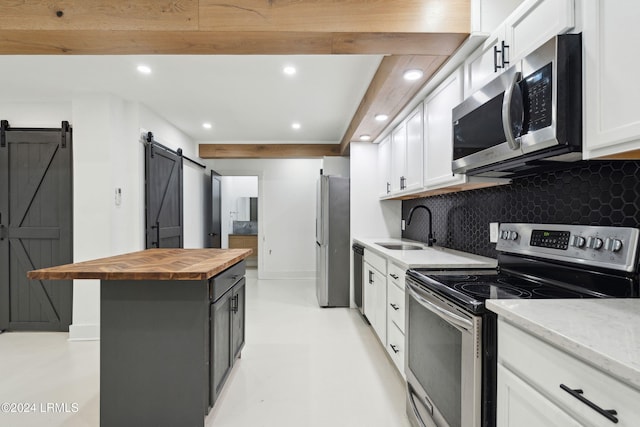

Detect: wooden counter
27,248,250,427
27,248,252,281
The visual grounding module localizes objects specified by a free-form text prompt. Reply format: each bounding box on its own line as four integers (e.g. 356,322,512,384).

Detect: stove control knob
605,238,623,252
509,231,518,240
586,237,603,250
501,230,510,240
571,236,585,248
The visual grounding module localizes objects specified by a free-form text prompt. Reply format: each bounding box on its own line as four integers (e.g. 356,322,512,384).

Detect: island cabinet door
211,292,232,406
231,278,246,359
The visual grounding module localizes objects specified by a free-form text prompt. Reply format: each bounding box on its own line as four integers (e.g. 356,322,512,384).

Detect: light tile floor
0,273,411,427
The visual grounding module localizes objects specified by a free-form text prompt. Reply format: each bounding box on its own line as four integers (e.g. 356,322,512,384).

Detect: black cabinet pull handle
501,40,510,68
386,182,390,194
368,270,374,284
559,384,618,423
390,303,399,311
390,273,399,280
389,344,399,354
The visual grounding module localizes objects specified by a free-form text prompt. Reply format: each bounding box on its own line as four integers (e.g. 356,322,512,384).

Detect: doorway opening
221,176,259,268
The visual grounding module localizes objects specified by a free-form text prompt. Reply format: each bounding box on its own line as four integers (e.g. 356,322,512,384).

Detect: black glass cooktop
407,269,599,314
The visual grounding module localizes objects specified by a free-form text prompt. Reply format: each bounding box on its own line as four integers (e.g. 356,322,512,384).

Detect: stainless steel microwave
452,34,582,178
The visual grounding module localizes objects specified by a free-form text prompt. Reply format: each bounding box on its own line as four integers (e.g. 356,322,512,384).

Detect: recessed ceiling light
359,134,371,141
374,114,388,122
283,66,297,76
403,69,424,81
202,123,212,129
137,65,152,75
291,122,301,130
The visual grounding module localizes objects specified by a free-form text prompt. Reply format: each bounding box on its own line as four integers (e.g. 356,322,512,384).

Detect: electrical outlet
401,219,406,231
489,222,499,243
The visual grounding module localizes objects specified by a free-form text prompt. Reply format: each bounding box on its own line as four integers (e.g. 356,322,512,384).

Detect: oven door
405,278,482,427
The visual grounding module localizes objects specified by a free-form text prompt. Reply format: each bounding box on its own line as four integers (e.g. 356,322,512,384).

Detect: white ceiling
0,55,383,143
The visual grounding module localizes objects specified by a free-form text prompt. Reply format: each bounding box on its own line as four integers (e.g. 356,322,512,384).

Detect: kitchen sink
376,243,424,250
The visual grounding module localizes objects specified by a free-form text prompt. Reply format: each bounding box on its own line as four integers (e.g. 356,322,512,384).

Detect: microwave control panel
522,62,552,132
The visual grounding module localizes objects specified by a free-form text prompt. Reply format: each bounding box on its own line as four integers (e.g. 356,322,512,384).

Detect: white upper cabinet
465,0,575,97
424,67,465,188
377,135,392,197
582,1,640,159
380,104,424,198
404,105,424,192
390,122,407,193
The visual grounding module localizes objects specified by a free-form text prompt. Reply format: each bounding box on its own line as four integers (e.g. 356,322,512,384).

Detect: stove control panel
496,223,640,272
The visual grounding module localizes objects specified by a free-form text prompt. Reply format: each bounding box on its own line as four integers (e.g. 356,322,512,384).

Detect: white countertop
487,299,640,390
354,237,497,270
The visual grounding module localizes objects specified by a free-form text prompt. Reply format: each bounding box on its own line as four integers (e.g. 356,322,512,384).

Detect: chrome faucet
406,205,436,247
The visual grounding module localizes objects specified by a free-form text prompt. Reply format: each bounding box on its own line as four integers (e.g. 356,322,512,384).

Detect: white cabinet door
583,1,640,158
464,29,506,97
363,261,386,344
377,135,392,197
386,320,405,378
497,364,583,427
390,123,407,193
404,105,424,192
424,67,466,188
505,0,574,63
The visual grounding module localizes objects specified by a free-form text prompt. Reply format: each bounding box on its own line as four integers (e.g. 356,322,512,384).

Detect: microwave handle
502,71,522,151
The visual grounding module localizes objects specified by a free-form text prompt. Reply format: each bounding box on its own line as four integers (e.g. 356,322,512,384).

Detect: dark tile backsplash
402,161,640,259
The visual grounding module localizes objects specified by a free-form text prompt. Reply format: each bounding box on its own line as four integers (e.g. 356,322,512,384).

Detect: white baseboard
68,323,100,341
259,270,315,280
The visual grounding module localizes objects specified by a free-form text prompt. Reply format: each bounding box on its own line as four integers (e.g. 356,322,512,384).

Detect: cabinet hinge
0,120,8,148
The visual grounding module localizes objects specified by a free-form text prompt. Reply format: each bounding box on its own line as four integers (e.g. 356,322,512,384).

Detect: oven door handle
406,382,429,427
407,283,473,331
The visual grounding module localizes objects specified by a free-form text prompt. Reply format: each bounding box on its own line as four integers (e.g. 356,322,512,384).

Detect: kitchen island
28,248,252,427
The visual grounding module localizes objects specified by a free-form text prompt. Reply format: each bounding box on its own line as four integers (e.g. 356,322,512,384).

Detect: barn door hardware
0,120,8,148
145,131,206,169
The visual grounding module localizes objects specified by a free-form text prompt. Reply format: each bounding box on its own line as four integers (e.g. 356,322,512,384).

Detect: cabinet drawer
387,262,406,287
386,320,405,379
387,280,405,334
499,320,640,427
210,260,246,302
364,249,386,275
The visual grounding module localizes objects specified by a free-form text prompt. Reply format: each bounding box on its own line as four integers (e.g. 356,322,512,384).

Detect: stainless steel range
405,223,640,427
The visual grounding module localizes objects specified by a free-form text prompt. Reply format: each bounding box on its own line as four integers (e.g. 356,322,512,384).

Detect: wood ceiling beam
199,144,341,159
339,54,451,155
0,0,469,54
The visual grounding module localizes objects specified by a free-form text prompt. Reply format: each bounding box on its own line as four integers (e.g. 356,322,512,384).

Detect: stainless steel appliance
315,174,350,307
452,34,582,178
352,243,365,313
405,223,640,427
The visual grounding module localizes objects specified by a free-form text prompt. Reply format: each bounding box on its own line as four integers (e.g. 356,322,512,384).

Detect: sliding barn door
0,122,73,332
145,143,183,248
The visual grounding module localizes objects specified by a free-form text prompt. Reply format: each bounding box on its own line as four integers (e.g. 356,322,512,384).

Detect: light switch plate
401,219,406,231
489,222,499,243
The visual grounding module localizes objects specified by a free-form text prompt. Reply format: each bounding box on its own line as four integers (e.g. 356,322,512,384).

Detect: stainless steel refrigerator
315,174,350,307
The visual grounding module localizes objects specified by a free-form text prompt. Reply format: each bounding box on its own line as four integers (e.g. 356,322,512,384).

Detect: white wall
220,176,258,248
322,156,350,177
206,158,321,279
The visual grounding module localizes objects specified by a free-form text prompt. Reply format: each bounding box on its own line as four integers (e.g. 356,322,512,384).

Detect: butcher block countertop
27,248,252,281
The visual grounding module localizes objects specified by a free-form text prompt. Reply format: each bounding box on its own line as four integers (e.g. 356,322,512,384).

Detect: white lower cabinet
363,261,386,344
386,320,405,378
497,319,640,427
497,364,582,427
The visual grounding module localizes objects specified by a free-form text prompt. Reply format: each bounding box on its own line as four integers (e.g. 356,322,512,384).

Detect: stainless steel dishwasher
352,243,364,313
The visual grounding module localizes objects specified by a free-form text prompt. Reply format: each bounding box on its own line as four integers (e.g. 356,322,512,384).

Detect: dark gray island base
28,248,252,427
